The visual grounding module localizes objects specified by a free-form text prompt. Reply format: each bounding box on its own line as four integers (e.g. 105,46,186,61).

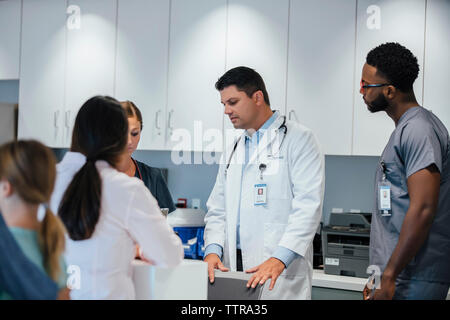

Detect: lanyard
133,158,143,180
380,161,387,181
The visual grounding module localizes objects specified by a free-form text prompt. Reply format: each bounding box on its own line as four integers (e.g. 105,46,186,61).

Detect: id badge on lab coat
378,182,392,216
254,183,267,206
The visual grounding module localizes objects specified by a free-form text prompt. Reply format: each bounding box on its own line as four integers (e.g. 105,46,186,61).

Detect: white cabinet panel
0,0,21,80
18,0,66,147
226,0,289,122
423,0,450,130
115,0,170,150
353,0,426,156
287,0,356,155
167,0,227,152
65,0,117,145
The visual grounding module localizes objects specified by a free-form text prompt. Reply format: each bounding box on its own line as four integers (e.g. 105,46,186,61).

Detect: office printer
322,212,371,278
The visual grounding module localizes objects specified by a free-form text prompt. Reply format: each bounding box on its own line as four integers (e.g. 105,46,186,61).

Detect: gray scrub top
370,106,450,283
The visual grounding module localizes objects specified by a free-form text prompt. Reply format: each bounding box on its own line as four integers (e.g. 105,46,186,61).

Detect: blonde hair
0,140,66,281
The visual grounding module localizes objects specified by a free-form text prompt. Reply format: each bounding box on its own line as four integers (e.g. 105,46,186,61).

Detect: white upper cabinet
352,0,426,156
115,0,170,150
167,0,227,152
423,0,450,131
226,0,289,127
64,0,117,145
287,0,356,155
18,0,67,147
17,0,445,153
0,0,21,80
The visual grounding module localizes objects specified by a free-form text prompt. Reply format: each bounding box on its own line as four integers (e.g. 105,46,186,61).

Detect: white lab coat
50,152,183,299
204,114,325,300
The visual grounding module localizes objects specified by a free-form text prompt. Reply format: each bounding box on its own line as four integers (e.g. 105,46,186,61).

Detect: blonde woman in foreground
0,140,68,299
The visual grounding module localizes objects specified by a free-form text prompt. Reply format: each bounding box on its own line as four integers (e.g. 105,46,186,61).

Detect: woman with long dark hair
50,96,183,299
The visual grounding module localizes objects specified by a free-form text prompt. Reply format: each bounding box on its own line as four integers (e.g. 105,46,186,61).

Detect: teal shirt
0,227,67,300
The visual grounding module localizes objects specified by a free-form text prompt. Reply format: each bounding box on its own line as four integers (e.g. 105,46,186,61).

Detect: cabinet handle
65,110,71,128
54,110,60,128
54,110,60,142
155,110,162,135
168,109,174,136
288,109,298,122
64,110,71,145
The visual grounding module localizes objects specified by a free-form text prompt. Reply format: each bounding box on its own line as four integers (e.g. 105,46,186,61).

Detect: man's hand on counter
245,257,285,291
204,253,229,283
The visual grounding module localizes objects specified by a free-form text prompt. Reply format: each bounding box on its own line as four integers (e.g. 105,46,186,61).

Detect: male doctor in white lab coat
203,66,325,299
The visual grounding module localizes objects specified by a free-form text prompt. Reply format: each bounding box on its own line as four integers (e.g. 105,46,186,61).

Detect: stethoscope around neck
224,115,288,178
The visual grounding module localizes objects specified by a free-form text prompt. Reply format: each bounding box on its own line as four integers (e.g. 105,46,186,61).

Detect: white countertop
312,269,367,292
312,269,450,300
132,259,208,300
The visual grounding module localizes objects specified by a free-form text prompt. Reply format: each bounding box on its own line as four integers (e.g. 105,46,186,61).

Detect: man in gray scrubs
360,42,450,300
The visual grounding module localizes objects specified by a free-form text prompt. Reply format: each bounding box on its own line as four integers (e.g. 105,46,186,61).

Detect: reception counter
132,260,367,300
132,259,449,300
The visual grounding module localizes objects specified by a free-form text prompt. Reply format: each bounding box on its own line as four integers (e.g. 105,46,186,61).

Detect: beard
365,93,389,113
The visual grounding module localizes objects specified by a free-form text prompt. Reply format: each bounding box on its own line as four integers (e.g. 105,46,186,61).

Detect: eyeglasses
360,80,391,93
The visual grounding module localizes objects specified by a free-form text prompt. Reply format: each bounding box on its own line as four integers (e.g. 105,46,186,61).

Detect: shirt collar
244,110,279,142
60,151,86,166
59,151,110,170
396,106,421,127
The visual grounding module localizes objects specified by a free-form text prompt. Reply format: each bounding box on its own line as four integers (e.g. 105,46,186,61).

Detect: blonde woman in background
118,101,178,260
0,140,68,299
118,101,176,214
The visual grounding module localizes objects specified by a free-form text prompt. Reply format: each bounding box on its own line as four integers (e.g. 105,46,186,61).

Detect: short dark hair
366,42,419,92
215,66,271,106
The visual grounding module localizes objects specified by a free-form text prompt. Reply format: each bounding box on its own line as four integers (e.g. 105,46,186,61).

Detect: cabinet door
423,0,450,130
65,0,117,146
115,0,170,150
18,0,67,147
352,0,426,156
287,0,356,155
223,0,289,151
0,0,21,80
226,0,289,120
167,0,227,152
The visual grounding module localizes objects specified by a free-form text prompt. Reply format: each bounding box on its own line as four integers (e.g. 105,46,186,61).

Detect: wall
0,80,20,103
